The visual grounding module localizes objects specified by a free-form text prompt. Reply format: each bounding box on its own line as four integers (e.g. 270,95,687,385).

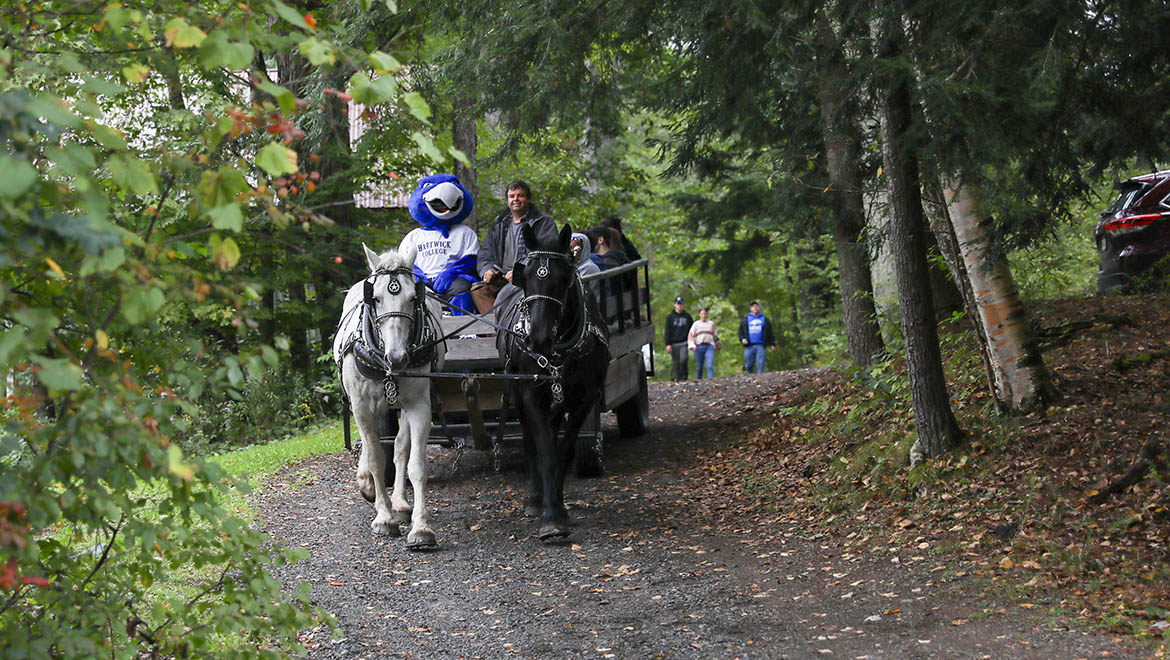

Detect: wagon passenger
570,231,602,301
586,225,630,271
586,225,636,315
599,216,642,261
470,179,558,315
399,174,479,315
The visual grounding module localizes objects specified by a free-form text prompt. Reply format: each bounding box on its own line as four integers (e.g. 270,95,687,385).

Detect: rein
508,249,608,403
344,266,443,402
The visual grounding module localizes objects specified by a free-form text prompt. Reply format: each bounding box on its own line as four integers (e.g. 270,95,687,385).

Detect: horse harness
336,266,443,405
508,249,608,405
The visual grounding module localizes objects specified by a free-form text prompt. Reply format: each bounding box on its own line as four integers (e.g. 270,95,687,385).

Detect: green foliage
0,1,434,656
1009,217,1098,301
186,367,338,456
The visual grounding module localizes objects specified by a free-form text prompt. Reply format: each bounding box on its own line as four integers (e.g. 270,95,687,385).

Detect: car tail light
1103,213,1164,234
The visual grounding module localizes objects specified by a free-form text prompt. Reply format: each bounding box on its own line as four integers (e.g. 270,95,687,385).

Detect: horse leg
389,409,413,526
552,399,596,525
532,408,571,541
402,392,437,550
355,403,400,537
355,412,377,504
517,389,543,517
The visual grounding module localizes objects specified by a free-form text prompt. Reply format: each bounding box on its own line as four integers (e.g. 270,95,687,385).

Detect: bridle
350,266,441,403
518,249,570,338
363,267,434,357
511,249,607,403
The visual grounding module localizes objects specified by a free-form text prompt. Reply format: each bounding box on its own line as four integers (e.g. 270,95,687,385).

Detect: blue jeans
744,344,766,374
694,343,715,379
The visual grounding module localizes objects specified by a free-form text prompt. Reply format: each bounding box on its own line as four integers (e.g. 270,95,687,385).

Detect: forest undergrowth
691,293,1170,652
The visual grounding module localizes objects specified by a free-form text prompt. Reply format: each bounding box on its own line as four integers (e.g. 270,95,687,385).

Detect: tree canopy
4,0,1170,652
0,0,453,655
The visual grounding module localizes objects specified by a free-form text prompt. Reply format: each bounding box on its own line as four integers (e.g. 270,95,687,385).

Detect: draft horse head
512,223,578,357
359,243,429,373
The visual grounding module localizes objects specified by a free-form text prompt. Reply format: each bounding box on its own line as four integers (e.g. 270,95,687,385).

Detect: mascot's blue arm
433,254,478,291
416,254,478,293
414,255,478,317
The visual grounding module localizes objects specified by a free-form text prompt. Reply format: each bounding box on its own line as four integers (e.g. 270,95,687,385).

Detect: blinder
512,249,607,404
360,266,437,369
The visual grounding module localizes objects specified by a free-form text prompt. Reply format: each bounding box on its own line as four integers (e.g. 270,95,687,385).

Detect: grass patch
206,421,343,521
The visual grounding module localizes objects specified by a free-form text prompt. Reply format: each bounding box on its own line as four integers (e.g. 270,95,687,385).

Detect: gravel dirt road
258,371,1147,659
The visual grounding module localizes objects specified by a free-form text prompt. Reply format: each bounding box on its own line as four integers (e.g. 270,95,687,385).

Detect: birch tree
942,180,1056,412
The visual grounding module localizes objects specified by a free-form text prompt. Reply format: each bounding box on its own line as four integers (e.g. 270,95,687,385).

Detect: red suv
1095,170,1170,293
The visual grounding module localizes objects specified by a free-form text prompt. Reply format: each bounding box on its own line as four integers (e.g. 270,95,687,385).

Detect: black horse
500,223,610,540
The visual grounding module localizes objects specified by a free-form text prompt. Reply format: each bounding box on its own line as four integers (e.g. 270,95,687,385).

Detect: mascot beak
427,197,460,214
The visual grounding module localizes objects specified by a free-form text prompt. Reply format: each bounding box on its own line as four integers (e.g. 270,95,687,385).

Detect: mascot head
408,174,473,237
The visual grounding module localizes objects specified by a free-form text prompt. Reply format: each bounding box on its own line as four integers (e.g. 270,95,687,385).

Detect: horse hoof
393,509,412,524
406,529,438,551
537,522,572,542
523,504,541,518
371,520,401,537
353,472,376,503
357,476,376,503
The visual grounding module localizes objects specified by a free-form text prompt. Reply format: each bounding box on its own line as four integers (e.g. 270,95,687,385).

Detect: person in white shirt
687,307,721,379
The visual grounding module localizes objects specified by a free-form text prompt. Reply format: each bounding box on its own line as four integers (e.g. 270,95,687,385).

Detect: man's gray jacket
477,204,559,279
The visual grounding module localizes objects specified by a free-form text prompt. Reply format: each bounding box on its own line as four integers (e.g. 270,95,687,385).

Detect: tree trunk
452,97,479,232
921,227,964,319
160,44,186,111
878,19,963,461
288,284,310,375
921,177,1000,403
816,12,886,367
941,179,1057,413
262,286,276,347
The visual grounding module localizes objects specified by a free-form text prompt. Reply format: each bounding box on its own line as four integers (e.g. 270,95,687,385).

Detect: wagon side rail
581,257,654,370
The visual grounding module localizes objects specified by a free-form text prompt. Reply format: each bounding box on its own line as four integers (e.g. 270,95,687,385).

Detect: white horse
333,243,445,549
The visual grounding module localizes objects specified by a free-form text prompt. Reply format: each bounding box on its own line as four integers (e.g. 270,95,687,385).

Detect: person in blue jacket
398,174,479,315
737,300,776,374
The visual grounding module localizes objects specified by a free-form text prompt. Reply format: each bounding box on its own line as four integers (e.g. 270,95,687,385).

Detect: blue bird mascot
399,174,480,316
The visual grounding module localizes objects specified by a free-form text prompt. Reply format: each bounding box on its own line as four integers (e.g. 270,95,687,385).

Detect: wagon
344,258,655,477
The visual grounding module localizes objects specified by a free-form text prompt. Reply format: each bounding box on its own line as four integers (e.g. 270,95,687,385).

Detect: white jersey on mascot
402,224,479,279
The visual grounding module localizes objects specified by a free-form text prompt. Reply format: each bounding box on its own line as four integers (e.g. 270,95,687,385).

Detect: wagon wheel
574,402,603,478
614,359,649,437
